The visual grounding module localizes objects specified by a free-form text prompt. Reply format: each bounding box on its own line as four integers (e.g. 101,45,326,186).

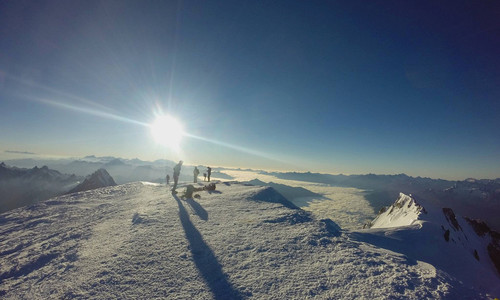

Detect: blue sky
0,0,499,180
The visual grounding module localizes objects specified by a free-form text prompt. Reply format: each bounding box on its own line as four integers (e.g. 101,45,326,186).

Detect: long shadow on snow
174,194,243,300
185,198,208,221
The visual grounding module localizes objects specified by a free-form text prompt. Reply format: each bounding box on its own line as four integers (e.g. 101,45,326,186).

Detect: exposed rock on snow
361,192,500,295
367,193,426,228
68,168,116,194
465,217,500,276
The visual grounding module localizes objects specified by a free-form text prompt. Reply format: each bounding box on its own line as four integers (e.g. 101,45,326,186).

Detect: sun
150,115,184,150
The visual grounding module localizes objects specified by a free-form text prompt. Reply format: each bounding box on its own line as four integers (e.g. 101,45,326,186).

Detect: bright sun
150,115,184,150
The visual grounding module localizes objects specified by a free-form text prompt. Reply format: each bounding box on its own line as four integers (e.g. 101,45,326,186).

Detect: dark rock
444,229,450,242
474,249,480,261
465,217,491,237
442,208,462,231
68,169,116,194
487,243,500,275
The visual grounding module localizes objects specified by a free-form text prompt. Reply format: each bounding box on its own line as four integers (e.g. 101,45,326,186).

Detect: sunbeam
184,133,288,164
4,72,117,113
16,93,149,128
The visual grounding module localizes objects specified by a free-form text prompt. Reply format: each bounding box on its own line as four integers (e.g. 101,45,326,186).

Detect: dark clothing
172,161,182,191
166,175,170,185
207,167,212,182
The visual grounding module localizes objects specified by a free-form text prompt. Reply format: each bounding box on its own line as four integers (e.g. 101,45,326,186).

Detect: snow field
0,182,495,299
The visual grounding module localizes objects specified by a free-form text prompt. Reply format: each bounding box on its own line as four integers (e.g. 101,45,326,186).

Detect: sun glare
150,115,184,150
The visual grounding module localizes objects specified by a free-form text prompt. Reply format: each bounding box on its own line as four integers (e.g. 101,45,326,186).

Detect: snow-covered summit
362,192,500,295
68,168,116,194
368,192,427,228
1,183,498,298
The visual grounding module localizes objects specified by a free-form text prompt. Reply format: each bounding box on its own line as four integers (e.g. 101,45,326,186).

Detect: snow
0,182,498,299
223,170,375,230
362,193,500,296
369,193,424,228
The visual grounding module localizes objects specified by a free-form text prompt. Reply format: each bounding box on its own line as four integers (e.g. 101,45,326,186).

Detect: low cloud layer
5,150,36,155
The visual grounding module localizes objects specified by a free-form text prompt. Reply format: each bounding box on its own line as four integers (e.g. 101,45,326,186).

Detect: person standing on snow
172,160,183,192
166,174,170,185
207,166,212,182
193,166,200,183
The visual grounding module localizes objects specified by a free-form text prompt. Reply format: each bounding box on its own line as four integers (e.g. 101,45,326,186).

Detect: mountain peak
367,193,427,228
364,192,500,287
68,168,116,194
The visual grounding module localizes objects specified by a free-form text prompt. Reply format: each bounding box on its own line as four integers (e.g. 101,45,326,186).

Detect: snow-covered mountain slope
360,193,500,296
68,168,116,194
368,193,427,228
0,183,496,299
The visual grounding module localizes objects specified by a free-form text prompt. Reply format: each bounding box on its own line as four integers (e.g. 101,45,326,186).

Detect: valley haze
2,155,500,232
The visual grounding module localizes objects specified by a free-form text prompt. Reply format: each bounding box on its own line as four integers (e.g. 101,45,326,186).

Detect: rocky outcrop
465,217,500,275
367,193,500,277
68,169,116,194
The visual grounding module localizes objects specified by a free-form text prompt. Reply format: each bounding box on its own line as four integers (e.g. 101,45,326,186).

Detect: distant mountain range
0,163,121,214
4,156,228,185
3,156,499,231
260,171,500,231
1,156,231,213
0,163,82,213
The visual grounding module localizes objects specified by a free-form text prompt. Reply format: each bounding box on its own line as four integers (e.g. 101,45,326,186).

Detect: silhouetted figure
193,167,200,183
203,173,207,181
207,167,212,182
166,174,170,185
172,160,183,192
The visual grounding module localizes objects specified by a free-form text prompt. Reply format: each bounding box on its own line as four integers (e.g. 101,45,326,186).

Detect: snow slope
359,193,500,296
0,183,497,299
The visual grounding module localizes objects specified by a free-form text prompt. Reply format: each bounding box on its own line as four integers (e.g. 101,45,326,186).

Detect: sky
0,0,499,180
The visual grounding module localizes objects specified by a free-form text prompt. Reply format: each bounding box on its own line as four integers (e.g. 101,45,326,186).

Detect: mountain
0,182,497,298
103,158,126,167
360,193,500,294
0,163,81,213
260,171,452,192
68,169,116,194
4,156,174,182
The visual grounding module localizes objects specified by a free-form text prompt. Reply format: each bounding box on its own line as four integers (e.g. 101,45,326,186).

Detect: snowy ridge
0,183,498,298
369,193,427,228
68,168,116,194
361,193,500,296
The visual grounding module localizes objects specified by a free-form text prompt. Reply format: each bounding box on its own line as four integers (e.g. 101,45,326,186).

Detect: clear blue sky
1,0,499,180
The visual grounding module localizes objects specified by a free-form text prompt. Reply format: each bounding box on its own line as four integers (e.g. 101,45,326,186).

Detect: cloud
5,150,36,155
